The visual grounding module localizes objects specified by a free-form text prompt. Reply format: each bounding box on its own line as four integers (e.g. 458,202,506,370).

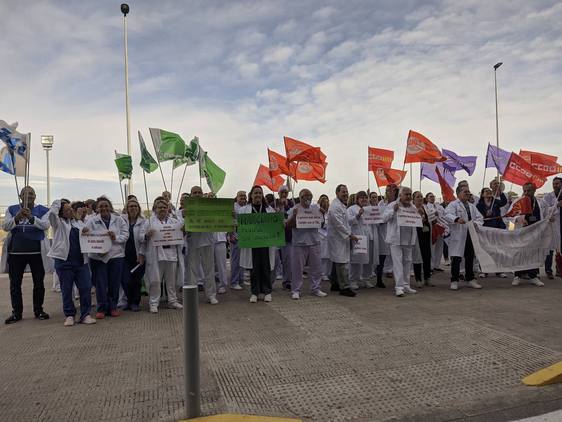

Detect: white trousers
214,242,228,289
187,245,216,300
149,260,179,307
390,245,413,292
432,237,444,269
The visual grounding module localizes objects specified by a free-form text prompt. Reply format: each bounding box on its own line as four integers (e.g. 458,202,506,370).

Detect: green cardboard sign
184,198,235,232
237,212,286,248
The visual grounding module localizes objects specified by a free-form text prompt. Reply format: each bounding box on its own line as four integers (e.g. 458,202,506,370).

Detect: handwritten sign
296,207,323,229
426,207,437,223
352,235,368,255
362,206,383,224
237,212,285,248
397,207,423,228
184,198,235,232
152,225,184,247
79,231,111,254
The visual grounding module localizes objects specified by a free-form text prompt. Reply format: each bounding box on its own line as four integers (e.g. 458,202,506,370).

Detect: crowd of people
2,176,561,326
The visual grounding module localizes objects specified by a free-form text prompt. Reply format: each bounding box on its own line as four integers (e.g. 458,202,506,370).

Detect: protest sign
237,212,285,248
79,231,111,254
352,235,368,255
152,225,184,246
296,206,323,229
426,207,437,222
362,206,383,224
397,207,423,227
184,198,235,232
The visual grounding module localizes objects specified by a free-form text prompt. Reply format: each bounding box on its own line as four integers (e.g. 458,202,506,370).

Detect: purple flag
485,143,510,174
421,162,456,187
442,149,477,176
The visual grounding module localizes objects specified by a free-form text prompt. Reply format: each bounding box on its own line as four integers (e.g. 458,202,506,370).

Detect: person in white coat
285,188,328,299
229,191,247,290
214,232,228,294
327,184,358,297
239,185,277,303
382,187,418,297
348,191,377,289
425,192,445,272
317,195,331,280
2,186,52,324
143,198,184,312
47,199,96,326
376,184,399,288
444,186,484,291
83,197,129,319
543,177,561,279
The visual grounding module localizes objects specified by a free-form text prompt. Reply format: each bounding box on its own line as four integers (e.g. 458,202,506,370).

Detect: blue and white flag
0,120,29,176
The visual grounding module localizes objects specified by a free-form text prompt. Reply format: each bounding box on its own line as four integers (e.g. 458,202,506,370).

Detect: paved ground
1,269,562,422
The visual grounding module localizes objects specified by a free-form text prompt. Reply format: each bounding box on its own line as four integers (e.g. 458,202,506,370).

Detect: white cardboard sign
352,235,368,255
296,207,323,229
79,231,112,254
362,206,383,224
397,207,423,228
152,225,184,247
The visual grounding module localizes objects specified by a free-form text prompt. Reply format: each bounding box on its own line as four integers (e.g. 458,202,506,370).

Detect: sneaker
321,276,330,281
276,274,283,280
433,267,444,272
365,280,375,289
512,277,521,286
530,278,545,287
209,296,219,305
243,280,251,286
217,287,227,294
264,294,272,302
450,282,459,291
496,273,507,278
479,273,487,278
81,315,97,324
130,304,140,312
350,282,359,290
35,311,50,320
5,314,22,324
312,290,327,297
64,316,75,327
231,284,243,290
149,305,158,313
404,286,417,294
424,279,435,287
55,287,61,293
339,288,356,297
282,282,291,290
468,280,483,289
415,280,423,289
249,295,258,303
546,273,554,280
291,292,300,300
395,288,404,297
110,310,121,317
168,302,184,309
95,312,106,319
117,301,128,309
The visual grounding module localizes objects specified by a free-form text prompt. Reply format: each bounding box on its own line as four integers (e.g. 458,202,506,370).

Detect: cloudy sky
1,0,561,206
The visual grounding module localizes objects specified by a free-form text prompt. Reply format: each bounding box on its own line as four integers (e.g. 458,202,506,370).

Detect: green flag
115,151,132,181
149,127,185,161
199,151,225,194
138,131,158,173
173,136,201,169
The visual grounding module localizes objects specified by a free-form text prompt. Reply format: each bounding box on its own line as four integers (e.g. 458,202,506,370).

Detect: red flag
372,168,406,187
368,147,394,170
503,196,533,218
436,166,455,203
289,161,327,183
253,164,285,192
503,152,546,188
404,130,446,164
284,136,326,163
519,149,561,177
267,149,291,177
431,223,445,245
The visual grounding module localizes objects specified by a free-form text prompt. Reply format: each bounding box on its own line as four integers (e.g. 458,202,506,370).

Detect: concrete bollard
183,285,200,419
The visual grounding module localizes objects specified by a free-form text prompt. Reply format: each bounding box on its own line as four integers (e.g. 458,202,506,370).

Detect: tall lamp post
493,62,503,179
121,3,132,194
41,135,54,206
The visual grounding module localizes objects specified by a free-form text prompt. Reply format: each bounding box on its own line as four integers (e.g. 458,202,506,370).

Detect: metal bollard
183,285,201,419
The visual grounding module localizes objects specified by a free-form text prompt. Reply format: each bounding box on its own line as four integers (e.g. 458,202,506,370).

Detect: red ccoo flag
503,196,533,218
267,149,291,177
284,136,326,163
254,164,285,192
368,147,394,170
519,149,562,177
404,130,446,164
289,161,327,183
436,166,455,203
372,168,406,187
502,152,546,188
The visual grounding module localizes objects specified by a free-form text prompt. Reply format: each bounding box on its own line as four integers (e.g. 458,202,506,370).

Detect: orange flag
284,136,326,163
368,147,394,170
267,149,291,176
502,152,546,188
519,149,562,177
436,166,455,203
290,161,327,183
254,164,285,192
404,130,446,164
372,168,406,187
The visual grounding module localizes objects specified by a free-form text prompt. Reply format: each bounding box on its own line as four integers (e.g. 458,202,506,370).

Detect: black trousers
376,255,387,283
451,233,475,282
251,248,272,295
124,258,145,307
8,253,45,316
414,229,432,281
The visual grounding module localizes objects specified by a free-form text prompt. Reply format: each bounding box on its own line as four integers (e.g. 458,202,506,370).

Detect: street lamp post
121,3,132,194
493,62,503,178
41,135,54,206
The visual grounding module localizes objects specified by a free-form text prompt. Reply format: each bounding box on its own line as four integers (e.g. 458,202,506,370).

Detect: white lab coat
121,215,148,256
327,198,351,264
85,213,129,263
238,204,277,270
382,201,418,246
47,200,88,263
377,200,391,255
347,204,371,265
444,199,484,257
543,191,561,249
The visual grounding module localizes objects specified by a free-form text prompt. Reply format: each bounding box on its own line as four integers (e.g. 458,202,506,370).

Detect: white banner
352,235,368,255
363,206,383,224
468,219,555,273
79,231,111,254
296,207,323,229
397,207,423,227
152,225,184,246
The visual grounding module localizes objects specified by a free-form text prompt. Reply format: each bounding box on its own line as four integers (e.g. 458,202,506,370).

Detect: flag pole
409,163,413,188
198,154,203,187
482,167,487,190
115,149,125,205
170,165,175,198
419,163,422,192
25,132,31,187
367,147,371,193
175,163,189,209
142,169,151,217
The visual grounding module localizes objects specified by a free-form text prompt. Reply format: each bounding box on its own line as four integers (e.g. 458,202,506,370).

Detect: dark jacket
476,193,507,229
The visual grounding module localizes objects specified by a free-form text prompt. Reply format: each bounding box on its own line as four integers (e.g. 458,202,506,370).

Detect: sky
1,0,561,207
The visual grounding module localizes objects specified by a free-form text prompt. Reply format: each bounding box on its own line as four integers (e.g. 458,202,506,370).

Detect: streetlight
41,135,54,206
493,62,503,178
121,3,132,194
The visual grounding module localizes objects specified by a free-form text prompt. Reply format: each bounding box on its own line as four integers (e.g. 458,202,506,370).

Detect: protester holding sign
83,197,129,319
444,186,484,291
285,189,327,300
412,192,433,288
382,187,418,297
229,191,247,290
47,199,95,326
